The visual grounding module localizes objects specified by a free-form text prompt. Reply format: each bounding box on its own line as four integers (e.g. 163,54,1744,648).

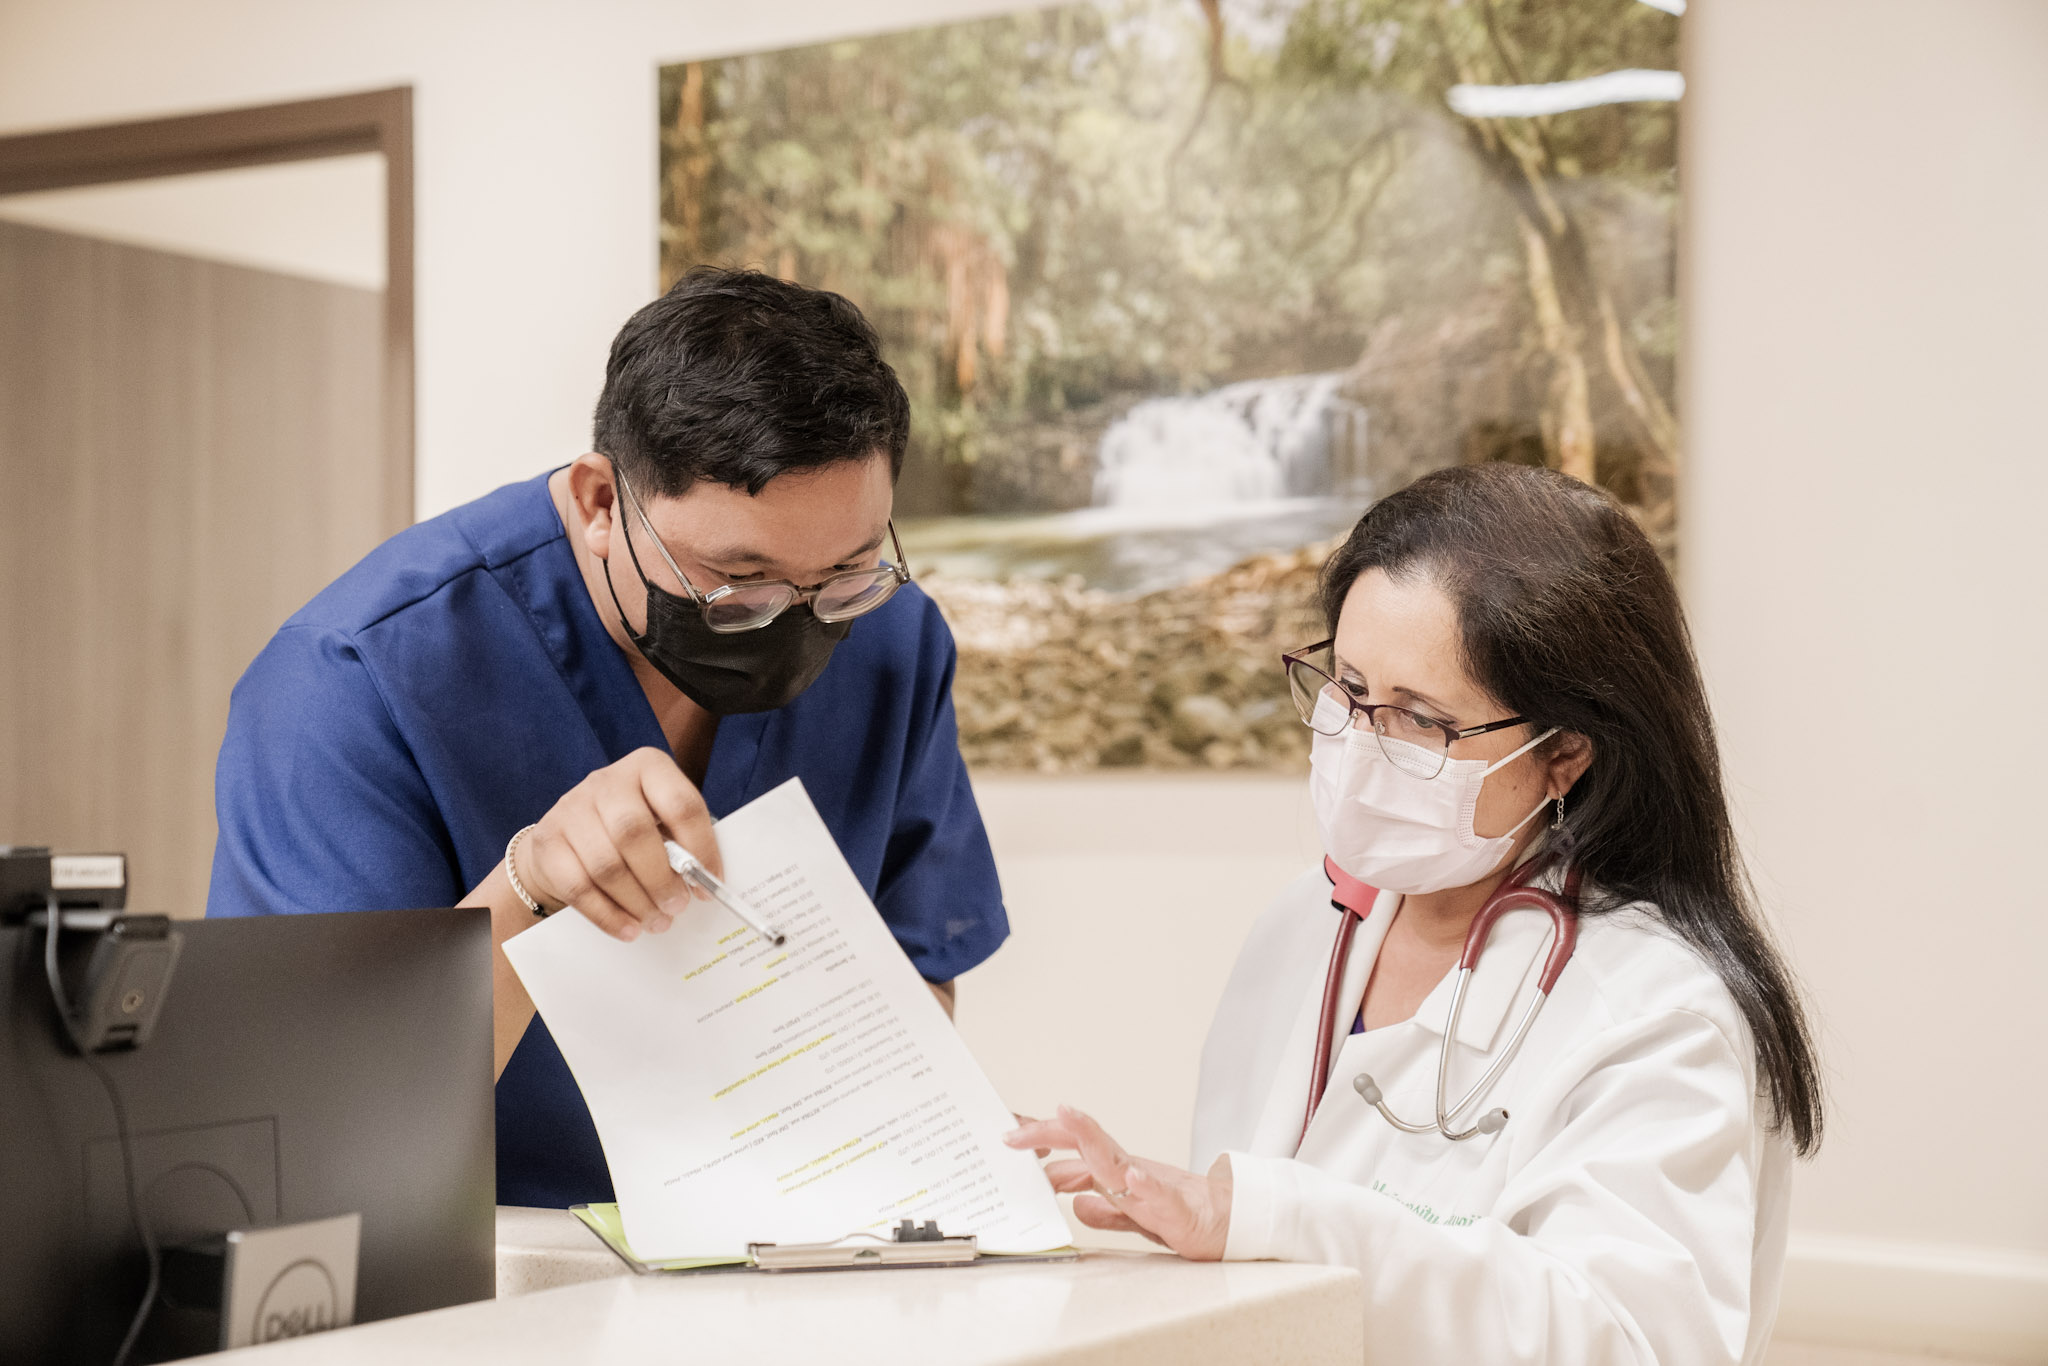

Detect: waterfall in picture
901,372,1373,595
1092,372,1362,509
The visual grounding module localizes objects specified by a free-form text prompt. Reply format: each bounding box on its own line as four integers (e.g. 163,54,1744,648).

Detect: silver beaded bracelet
504,823,547,917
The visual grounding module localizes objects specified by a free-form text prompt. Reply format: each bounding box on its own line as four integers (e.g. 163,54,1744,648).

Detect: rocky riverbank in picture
921,541,1335,773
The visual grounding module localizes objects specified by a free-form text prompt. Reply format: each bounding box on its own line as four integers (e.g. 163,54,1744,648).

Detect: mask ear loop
610,466,672,588
1476,726,1560,845
600,547,641,641
1497,790,1553,841
1478,725,1557,777
600,469,668,643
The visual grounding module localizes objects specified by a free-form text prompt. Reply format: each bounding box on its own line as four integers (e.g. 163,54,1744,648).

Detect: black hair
1320,464,1825,1155
592,266,911,498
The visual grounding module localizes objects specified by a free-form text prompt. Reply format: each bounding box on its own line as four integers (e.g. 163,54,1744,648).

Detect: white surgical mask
1310,702,1557,896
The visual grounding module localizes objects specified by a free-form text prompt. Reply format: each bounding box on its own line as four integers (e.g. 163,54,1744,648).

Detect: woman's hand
1010,1114,1052,1158
1004,1106,1233,1261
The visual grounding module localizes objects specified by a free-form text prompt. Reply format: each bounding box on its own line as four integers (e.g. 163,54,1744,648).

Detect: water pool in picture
899,496,1369,598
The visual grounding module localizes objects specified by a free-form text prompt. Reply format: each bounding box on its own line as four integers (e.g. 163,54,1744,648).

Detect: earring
1551,796,1565,829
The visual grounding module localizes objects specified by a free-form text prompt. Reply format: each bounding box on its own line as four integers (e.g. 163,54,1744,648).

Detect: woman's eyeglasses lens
1285,651,1451,778
1284,656,1347,735
1371,710,1451,780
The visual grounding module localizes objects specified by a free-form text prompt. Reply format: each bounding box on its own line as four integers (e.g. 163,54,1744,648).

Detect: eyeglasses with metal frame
1280,638,1533,780
613,463,912,634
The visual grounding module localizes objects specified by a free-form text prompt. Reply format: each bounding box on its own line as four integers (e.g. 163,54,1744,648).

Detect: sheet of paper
504,777,1070,1261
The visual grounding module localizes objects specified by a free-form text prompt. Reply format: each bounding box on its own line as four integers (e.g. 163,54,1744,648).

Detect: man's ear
565,454,619,559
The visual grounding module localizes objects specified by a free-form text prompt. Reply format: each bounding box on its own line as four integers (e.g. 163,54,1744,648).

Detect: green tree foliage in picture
661,0,1679,771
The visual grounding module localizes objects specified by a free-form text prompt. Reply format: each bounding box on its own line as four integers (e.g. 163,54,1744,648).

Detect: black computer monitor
0,907,495,1364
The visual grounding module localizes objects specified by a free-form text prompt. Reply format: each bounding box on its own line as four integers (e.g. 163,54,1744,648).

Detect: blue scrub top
207,469,1008,1208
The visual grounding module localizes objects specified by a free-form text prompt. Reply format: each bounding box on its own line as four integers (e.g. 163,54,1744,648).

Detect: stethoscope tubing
1301,856,1582,1148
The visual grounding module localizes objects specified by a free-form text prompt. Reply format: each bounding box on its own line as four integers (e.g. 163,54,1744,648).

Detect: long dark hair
1321,464,1824,1155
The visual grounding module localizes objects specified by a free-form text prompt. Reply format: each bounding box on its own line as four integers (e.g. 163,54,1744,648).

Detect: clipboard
570,1204,1079,1275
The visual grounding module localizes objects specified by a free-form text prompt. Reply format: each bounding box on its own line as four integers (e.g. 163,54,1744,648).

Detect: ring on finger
1097,1183,1132,1201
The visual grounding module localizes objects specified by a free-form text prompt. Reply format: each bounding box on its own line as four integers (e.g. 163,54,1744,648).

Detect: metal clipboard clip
567,1205,1079,1275
749,1219,979,1272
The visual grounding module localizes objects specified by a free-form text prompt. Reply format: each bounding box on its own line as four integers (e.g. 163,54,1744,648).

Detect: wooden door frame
0,88,415,533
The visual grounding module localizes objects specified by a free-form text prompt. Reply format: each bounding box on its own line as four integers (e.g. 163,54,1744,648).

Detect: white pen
663,840,787,947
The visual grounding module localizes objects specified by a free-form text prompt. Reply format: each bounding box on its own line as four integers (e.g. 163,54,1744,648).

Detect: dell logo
253,1259,341,1343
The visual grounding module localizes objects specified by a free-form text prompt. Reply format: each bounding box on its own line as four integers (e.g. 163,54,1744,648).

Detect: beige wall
2,0,2043,1356
0,153,386,290
1682,2,2048,1358
954,775,1321,1255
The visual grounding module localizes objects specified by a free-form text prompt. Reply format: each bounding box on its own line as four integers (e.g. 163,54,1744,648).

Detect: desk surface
213,1208,1364,1366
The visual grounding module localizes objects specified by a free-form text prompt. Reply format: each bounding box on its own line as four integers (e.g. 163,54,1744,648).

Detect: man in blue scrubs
208,268,1008,1208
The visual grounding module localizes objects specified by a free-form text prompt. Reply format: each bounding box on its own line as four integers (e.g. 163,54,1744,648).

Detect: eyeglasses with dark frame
1280,638,1532,780
614,463,912,634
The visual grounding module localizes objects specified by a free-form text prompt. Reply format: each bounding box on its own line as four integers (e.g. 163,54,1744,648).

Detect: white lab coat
1192,866,1790,1366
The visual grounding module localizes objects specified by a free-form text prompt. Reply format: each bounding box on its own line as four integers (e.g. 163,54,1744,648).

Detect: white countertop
212,1207,1364,1366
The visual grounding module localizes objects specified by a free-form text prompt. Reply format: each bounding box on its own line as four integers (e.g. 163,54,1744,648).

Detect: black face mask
602,523,852,717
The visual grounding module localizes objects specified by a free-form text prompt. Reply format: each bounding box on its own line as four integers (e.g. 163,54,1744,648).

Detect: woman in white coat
1007,464,1823,1366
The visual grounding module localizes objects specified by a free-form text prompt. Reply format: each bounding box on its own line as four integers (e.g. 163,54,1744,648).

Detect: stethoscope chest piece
1351,1071,1508,1138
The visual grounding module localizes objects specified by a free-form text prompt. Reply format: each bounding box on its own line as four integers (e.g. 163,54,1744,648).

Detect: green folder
569,1204,753,1274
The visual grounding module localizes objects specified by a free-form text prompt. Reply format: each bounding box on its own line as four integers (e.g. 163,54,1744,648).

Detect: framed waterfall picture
658,0,1680,772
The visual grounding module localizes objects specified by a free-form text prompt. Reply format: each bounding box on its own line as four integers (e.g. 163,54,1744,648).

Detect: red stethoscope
1301,855,1582,1146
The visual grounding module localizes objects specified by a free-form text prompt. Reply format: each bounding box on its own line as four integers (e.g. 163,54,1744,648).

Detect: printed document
503,778,1070,1262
